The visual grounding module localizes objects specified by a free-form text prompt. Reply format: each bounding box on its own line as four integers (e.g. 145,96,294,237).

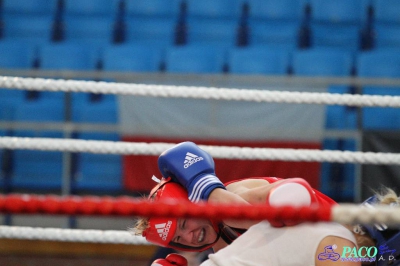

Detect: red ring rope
0,194,332,223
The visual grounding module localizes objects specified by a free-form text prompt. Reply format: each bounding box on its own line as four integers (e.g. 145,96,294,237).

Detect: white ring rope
0,226,149,244
1,76,400,107
0,205,399,243
1,136,400,164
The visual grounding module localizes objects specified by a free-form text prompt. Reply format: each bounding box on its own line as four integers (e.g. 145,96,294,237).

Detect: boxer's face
171,218,218,247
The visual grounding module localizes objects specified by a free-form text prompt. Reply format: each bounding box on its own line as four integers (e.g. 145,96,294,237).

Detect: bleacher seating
0,41,35,121
2,15,55,44
0,40,37,69
125,0,181,18
125,17,177,46
309,0,370,50
292,48,353,76
324,87,357,130
102,44,164,72
63,16,116,46
186,18,239,47
246,0,307,22
39,43,100,70
248,21,300,48
246,0,307,48
72,94,118,124
63,0,120,18
373,24,400,48
186,0,244,20
373,0,400,24
165,45,227,73
11,127,64,191
228,46,291,75
357,49,400,78
2,0,58,16
0,89,25,121
73,132,122,192
357,49,400,129
320,139,356,201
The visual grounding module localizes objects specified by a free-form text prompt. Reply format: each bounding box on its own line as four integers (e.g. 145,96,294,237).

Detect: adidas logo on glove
184,152,203,168
155,221,172,241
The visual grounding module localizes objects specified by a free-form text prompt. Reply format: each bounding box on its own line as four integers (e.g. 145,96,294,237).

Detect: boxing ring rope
1,76,400,245
1,75,400,107
0,226,149,245
0,137,400,164
0,193,399,243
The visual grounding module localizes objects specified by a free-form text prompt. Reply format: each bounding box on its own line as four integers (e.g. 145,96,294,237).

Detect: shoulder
315,236,360,266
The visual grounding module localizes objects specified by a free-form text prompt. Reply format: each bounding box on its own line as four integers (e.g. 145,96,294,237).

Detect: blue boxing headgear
361,195,400,266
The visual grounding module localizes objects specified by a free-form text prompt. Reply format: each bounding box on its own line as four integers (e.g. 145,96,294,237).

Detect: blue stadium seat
320,139,356,201
228,46,291,75
14,99,65,122
292,48,353,76
0,130,5,184
125,0,181,18
39,43,100,70
249,21,300,48
310,0,369,24
102,44,163,72
373,24,400,48
11,99,65,191
362,87,400,129
11,130,64,191
0,40,36,69
186,18,238,47
357,49,400,78
309,0,369,50
2,0,58,16
247,0,308,22
186,0,244,19
357,49,400,129
63,0,120,18
324,87,357,130
126,17,177,46
72,94,118,124
0,89,26,121
373,0,400,24
63,16,115,45
165,45,227,73
73,132,122,192
294,48,356,134
2,15,54,44
310,24,361,51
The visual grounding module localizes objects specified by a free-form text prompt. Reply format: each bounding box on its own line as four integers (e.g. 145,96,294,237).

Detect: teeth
198,228,205,243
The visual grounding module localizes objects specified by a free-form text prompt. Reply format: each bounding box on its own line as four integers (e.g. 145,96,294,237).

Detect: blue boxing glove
158,142,226,202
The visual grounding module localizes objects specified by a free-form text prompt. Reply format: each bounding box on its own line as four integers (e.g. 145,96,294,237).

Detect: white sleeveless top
201,221,356,266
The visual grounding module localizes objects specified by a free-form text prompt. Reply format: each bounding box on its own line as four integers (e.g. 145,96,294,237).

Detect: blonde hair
374,187,399,205
130,217,150,236
349,187,399,265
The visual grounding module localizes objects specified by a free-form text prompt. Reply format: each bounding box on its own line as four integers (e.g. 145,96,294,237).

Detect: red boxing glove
266,178,317,227
151,254,188,266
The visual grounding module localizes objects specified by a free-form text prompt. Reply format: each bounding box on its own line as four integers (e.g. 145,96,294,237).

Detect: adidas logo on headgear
184,152,204,168
155,221,173,241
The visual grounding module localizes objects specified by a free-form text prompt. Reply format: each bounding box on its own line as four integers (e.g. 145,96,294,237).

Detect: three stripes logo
155,221,173,241
184,152,204,168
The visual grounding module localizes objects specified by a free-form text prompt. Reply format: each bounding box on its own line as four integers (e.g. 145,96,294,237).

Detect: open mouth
197,228,205,243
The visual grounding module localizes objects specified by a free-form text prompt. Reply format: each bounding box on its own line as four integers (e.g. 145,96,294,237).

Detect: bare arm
207,179,274,229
